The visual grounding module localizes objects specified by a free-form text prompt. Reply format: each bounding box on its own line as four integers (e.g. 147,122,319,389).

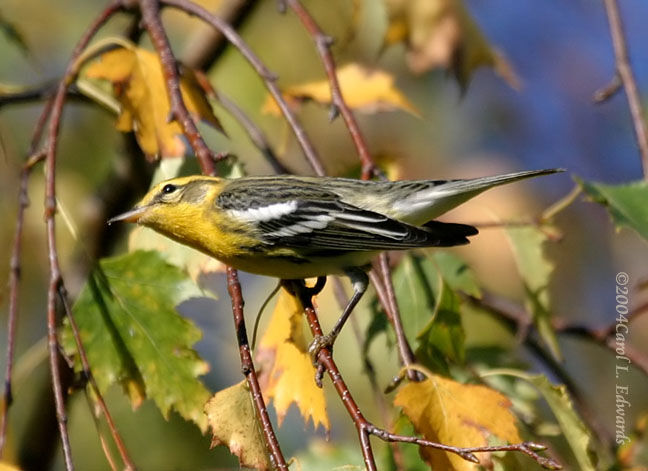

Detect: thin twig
181,0,260,71
41,2,125,469
140,0,217,174
161,0,327,176
0,87,55,457
593,73,621,103
376,255,421,382
193,70,291,174
284,0,379,179
0,151,47,457
58,286,136,470
332,278,407,469
601,0,648,178
226,268,288,471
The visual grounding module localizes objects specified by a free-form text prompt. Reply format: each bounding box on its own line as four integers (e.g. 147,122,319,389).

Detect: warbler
109,169,562,351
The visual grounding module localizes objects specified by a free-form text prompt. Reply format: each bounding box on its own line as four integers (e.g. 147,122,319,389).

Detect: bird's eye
162,184,177,194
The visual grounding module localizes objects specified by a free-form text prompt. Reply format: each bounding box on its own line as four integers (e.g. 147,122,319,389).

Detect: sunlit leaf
505,226,561,361
262,63,420,117
383,0,518,90
60,250,211,431
394,373,522,470
205,380,271,470
578,179,648,242
83,43,223,159
256,288,329,430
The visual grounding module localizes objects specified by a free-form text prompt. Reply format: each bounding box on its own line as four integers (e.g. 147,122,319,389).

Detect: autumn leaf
383,0,518,90
394,373,521,470
83,44,223,159
0,462,22,471
262,63,420,117
256,287,329,431
205,380,271,471
506,226,562,361
59,250,211,431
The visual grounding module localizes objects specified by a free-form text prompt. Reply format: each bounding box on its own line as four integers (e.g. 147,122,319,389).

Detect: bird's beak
107,205,149,225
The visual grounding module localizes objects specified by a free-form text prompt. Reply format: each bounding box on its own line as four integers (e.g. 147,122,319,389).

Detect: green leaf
505,226,561,361
416,278,464,367
525,374,597,471
578,179,648,241
60,250,211,431
490,371,597,471
391,253,478,372
431,251,482,298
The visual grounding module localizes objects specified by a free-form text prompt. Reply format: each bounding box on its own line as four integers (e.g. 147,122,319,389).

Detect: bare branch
161,0,327,176
41,2,125,469
226,268,288,470
284,0,380,179
601,0,648,178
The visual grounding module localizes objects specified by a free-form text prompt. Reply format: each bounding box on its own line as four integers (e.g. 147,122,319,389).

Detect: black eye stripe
162,184,177,194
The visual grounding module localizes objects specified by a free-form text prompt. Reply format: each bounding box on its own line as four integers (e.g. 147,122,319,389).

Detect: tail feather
397,168,564,224
422,220,478,247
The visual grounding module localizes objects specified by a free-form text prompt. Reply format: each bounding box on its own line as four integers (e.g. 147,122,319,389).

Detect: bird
108,168,562,354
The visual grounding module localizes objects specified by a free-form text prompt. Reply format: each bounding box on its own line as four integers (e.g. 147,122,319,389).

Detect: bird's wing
218,180,476,252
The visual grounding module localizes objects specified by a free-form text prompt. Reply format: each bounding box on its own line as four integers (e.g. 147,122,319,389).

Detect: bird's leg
308,269,369,361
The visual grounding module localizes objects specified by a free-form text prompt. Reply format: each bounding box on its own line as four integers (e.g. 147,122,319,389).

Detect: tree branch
600,0,648,178
161,0,327,176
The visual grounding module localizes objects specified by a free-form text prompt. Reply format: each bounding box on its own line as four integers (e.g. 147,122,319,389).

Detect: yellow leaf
129,225,224,283
205,380,271,471
256,288,329,431
384,0,519,89
83,45,223,158
0,462,22,471
262,63,420,117
394,374,521,470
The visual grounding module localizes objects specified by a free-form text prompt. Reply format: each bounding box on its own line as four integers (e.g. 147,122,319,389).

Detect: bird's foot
308,333,335,387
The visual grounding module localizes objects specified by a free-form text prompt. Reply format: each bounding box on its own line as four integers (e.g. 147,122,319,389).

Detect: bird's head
108,176,223,237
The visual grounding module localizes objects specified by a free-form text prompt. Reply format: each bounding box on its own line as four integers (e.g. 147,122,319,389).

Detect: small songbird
109,169,562,351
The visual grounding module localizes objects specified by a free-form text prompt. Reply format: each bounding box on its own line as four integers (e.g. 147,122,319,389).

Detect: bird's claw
308,334,334,387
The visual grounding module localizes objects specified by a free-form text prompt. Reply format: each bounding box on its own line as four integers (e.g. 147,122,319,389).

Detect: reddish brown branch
140,0,217,175
601,0,648,178
193,70,291,174
41,2,125,469
373,255,421,382
0,151,46,457
58,286,136,470
284,0,379,179
292,282,560,470
160,0,327,176
226,268,288,470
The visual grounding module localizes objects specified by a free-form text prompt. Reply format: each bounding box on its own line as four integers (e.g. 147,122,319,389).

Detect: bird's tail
396,168,564,224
